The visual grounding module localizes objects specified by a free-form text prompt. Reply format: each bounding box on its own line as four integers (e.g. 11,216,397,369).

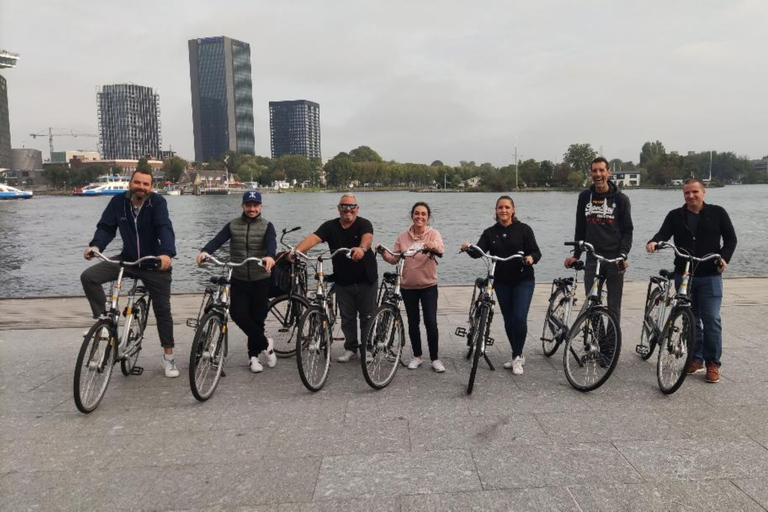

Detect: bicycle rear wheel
121,297,148,376
638,286,662,360
296,307,332,392
74,320,116,413
542,286,568,357
467,304,489,395
189,311,228,402
563,307,621,392
361,305,405,390
266,294,309,358
657,307,696,394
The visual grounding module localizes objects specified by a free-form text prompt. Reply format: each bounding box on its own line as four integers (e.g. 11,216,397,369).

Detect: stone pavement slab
2,281,768,510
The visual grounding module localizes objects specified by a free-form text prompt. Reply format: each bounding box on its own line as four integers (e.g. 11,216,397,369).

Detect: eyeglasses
337,204,358,211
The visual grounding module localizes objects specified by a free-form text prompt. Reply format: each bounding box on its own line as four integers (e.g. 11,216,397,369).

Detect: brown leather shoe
687,361,705,374
705,362,720,383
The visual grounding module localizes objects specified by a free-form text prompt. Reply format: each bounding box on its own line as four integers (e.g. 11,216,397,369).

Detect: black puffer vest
229,215,270,282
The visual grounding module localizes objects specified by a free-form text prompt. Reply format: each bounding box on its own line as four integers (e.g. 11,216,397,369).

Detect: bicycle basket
269,253,294,298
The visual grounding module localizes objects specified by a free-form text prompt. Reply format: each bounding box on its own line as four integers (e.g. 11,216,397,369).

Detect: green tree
43,165,70,188
324,156,356,187
349,146,383,162
640,140,666,166
430,160,444,167
480,171,508,191
538,160,555,185
563,143,597,177
136,157,152,173
161,156,188,183
517,159,540,187
274,155,314,183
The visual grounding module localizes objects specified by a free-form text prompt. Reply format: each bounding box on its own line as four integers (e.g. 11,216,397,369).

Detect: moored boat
73,175,130,196
0,184,33,200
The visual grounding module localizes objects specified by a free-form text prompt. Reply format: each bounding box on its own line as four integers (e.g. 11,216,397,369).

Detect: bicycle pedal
332,336,345,341
186,319,198,329
635,345,649,357
485,337,495,346
130,366,144,375
454,327,467,337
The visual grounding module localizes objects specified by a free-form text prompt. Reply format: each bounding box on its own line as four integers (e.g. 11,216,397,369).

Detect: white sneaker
250,356,264,373
264,338,277,368
504,354,526,369
162,355,179,378
512,356,524,375
408,357,423,370
431,359,446,373
337,350,357,363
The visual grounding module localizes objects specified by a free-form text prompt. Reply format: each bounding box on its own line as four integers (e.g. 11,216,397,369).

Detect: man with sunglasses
294,193,378,362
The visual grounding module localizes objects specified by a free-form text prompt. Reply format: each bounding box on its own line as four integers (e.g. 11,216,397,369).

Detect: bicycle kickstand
484,353,496,371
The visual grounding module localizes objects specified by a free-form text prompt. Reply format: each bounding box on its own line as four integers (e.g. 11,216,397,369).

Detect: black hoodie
572,181,633,259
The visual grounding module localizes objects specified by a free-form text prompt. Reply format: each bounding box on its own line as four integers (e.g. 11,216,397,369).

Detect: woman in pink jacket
381,202,446,372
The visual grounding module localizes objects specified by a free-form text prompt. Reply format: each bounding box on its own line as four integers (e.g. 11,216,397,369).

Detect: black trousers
81,262,174,348
401,285,439,361
230,278,270,358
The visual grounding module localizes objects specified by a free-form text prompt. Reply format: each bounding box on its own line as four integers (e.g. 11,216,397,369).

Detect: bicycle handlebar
376,245,443,260
200,255,265,268
564,241,626,264
279,226,302,249
656,241,721,264
90,252,160,267
462,244,525,263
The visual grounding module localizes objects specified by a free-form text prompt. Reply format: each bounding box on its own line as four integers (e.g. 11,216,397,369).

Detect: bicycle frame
545,263,582,342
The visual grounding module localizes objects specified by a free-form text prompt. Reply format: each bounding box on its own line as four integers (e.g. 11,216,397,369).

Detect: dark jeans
494,280,535,358
401,285,439,361
335,281,377,351
584,255,625,324
230,278,270,358
81,261,174,348
675,274,723,365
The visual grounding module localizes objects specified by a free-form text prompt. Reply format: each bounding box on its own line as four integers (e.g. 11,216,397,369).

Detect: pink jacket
387,226,444,289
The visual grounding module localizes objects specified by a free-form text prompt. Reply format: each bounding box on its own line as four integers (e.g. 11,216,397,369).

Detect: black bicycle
266,226,310,358
456,244,524,394
74,252,155,413
187,255,264,401
541,260,585,357
561,241,623,392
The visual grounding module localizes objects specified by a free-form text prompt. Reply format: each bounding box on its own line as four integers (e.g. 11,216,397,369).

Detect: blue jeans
494,280,535,358
674,274,723,365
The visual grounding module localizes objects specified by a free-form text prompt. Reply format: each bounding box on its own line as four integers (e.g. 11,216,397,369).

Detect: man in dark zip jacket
647,178,737,384
197,191,278,373
565,157,633,323
81,169,179,377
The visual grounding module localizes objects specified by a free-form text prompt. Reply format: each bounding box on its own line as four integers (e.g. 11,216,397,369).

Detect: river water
0,185,765,298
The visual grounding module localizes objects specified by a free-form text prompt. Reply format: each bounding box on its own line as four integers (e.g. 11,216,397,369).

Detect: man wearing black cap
197,191,278,372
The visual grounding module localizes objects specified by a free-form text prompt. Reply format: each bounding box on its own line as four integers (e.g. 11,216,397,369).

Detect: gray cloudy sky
1,0,766,165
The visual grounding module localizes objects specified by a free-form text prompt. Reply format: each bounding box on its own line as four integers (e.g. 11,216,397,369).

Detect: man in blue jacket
647,178,737,384
81,169,179,377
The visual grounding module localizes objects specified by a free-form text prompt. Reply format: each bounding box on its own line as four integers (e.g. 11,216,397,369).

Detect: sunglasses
337,204,358,211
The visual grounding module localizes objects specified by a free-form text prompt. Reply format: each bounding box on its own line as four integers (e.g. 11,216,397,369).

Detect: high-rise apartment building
269,100,321,160
188,36,255,162
0,50,20,169
97,84,161,160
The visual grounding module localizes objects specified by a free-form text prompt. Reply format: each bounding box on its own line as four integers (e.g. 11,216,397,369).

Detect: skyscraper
97,83,161,160
269,100,321,160
188,36,255,162
0,49,20,169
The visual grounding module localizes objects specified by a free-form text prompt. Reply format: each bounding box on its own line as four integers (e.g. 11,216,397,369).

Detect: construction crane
29,127,98,160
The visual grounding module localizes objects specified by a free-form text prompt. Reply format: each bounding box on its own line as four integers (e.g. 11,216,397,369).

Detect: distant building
70,158,163,173
613,172,641,187
10,148,43,170
269,100,321,160
752,158,768,176
188,36,255,162
50,150,101,165
0,74,11,168
97,83,162,160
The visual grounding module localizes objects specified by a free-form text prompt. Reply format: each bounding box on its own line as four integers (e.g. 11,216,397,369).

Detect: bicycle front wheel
266,294,309,358
361,305,405,390
563,307,621,392
542,286,568,357
121,297,147,376
657,307,696,395
467,304,489,395
189,311,228,402
296,307,332,392
638,286,662,361
74,320,116,413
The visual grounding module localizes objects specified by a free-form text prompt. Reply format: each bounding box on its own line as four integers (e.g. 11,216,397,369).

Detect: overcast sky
1,0,766,166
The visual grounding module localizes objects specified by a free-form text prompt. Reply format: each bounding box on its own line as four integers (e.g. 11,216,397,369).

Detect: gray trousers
334,280,377,351
583,255,625,324
80,261,175,348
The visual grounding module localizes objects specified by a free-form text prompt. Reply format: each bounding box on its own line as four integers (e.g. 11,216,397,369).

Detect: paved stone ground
2,278,768,510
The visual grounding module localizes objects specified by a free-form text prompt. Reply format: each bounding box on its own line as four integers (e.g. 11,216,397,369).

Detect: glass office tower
269,100,321,160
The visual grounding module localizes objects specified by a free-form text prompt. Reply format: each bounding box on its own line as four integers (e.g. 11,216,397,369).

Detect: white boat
0,184,33,200
158,184,182,196
73,175,130,196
